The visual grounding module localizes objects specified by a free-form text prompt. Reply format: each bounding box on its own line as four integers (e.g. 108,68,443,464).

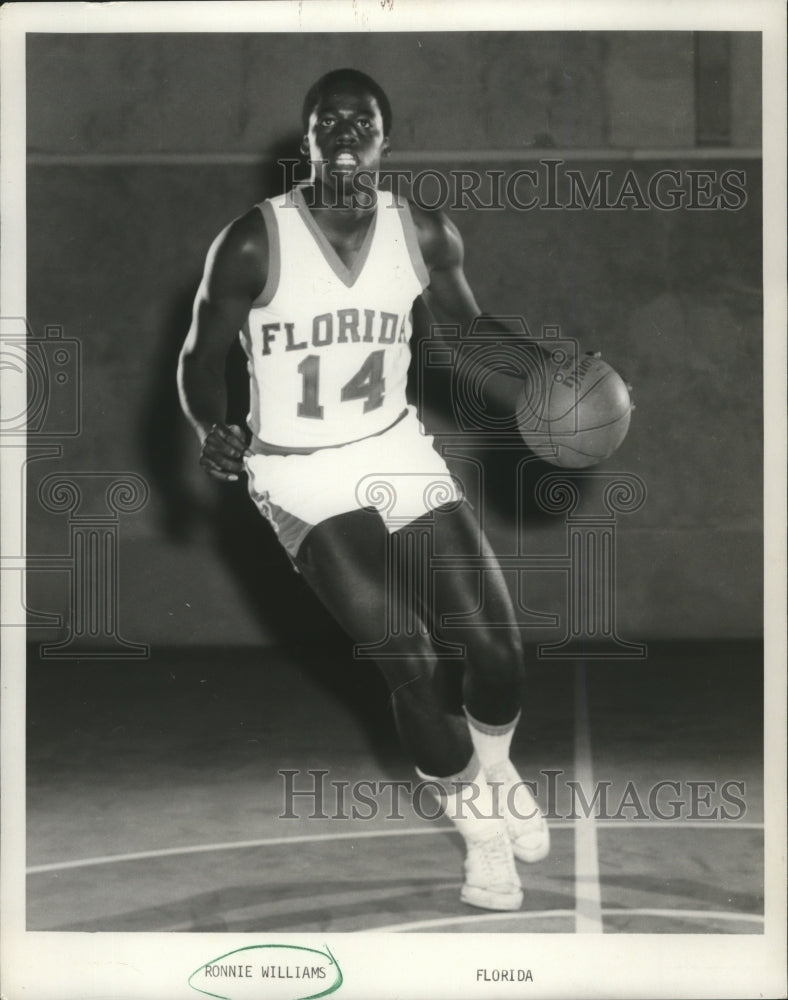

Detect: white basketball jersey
240,186,430,448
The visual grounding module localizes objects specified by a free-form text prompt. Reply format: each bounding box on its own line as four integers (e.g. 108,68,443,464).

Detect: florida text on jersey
240,186,430,449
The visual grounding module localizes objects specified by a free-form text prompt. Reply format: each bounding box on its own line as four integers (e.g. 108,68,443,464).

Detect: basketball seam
555,443,617,458
549,370,614,423
548,409,632,436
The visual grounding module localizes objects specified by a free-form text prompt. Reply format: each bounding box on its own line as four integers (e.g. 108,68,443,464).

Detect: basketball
517,353,632,468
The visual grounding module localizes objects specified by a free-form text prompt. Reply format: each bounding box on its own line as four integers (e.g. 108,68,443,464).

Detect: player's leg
420,500,550,863
294,507,473,778
428,500,524,720
295,507,523,908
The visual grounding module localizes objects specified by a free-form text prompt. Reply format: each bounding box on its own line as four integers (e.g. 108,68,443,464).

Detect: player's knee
469,629,524,681
388,671,434,705
377,640,437,694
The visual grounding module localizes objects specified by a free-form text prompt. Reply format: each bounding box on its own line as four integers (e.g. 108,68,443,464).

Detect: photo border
2,2,785,997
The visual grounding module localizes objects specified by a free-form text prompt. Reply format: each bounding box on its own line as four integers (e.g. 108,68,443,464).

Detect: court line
365,910,577,933
26,148,762,167
602,908,764,925
157,881,463,932
595,820,763,830
26,820,764,875
26,828,442,874
364,908,764,934
573,662,603,933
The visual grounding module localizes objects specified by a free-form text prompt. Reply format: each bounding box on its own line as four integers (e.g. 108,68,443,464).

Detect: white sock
415,754,505,842
464,707,520,771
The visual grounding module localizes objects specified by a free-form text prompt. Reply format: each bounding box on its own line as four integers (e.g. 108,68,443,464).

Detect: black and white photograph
1,2,785,998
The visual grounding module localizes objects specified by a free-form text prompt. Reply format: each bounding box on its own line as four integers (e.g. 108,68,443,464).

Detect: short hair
301,68,393,135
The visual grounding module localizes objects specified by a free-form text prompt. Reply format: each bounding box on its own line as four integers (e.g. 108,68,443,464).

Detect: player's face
305,85,390,191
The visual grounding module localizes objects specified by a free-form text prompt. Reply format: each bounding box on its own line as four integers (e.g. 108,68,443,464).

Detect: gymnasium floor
26,639,763,934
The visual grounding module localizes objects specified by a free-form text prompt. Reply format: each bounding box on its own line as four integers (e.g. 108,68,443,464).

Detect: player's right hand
200,423,250,482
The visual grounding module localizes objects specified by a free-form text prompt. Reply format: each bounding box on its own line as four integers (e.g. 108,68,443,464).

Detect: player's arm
411,204,531,414
177,210,267,481
411,205,633,424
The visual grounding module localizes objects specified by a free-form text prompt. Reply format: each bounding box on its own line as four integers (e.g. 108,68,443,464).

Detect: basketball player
178,68,549,911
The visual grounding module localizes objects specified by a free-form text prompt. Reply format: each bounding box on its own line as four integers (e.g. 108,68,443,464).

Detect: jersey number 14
296,350,385,419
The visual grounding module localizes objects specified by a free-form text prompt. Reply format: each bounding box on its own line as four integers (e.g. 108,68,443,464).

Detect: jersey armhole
252,201,281,307
397,198,431,291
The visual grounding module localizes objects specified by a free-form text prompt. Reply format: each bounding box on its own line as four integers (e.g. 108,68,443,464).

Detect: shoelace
469,835,516,881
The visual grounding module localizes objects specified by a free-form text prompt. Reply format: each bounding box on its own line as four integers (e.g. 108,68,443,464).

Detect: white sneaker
485,759,551,863
461,830,523,911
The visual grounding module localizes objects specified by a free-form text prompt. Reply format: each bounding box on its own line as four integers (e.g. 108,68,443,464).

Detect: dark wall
25,32,763,646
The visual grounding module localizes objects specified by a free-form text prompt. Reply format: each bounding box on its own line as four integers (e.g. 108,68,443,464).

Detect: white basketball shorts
244,406,463,559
